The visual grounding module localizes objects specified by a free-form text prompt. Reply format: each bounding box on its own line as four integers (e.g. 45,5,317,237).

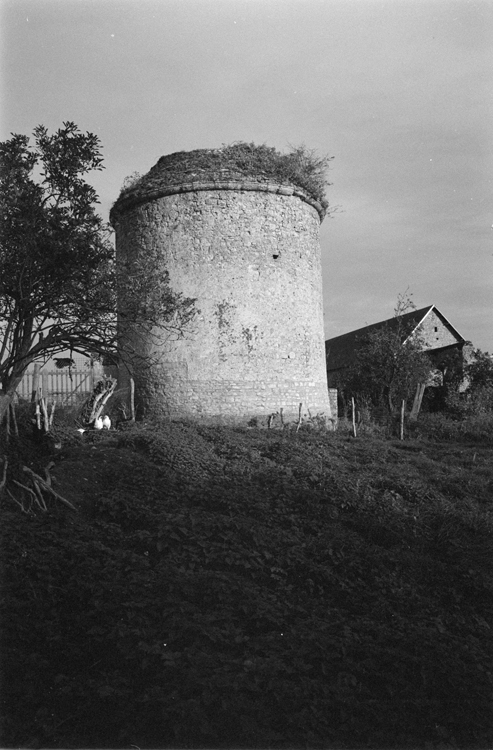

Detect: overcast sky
2,0,492,350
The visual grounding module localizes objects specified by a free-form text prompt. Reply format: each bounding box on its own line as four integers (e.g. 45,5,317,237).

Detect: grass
416,410,493,444
1,412,492,749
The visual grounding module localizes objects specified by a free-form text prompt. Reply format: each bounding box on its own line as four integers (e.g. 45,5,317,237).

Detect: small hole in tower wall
272,253,280,260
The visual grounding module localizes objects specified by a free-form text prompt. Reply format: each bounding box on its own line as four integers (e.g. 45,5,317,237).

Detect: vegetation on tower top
111,142,333,220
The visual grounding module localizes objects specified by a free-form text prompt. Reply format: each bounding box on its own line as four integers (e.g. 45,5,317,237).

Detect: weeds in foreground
416,410,493,444
1,415,492,749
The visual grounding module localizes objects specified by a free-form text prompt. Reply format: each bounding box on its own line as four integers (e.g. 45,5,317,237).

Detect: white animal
94,416,103,430
102,415,111,430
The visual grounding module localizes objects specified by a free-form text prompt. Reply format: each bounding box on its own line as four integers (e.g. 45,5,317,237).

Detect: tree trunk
0,394,9,424
31,363,41,402
0,390,17,424
386,387,394,414
130,377,135,422
0,372,27,423
409,382,426,421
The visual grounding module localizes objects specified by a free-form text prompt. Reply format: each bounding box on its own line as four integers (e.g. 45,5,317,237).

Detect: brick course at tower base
133,370,336,424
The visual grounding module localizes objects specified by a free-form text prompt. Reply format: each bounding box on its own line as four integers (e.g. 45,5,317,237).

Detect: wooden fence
16,366,98,405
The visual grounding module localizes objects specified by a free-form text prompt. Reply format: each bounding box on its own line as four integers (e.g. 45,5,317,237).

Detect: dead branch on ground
12,479,47,512
22,466,78,511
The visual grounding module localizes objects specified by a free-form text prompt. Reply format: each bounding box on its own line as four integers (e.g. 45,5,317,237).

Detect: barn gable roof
325,305,465,373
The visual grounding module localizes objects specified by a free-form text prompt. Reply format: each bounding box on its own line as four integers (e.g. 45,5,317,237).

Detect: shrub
417,411,493,444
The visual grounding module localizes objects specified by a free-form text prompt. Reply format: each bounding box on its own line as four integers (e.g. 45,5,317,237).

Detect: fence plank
16,369,97,405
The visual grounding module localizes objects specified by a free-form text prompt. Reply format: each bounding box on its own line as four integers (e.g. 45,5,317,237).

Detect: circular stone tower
110,146,332,424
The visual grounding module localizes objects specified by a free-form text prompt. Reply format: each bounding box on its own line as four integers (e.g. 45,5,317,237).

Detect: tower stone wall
111,151,332,424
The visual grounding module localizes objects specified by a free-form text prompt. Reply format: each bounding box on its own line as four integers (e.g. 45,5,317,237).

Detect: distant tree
422,348,465,413
0,123,195,422
341,294,433,414
448,348,493,417
465,349,493,391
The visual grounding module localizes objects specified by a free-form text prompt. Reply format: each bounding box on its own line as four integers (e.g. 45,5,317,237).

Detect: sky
2,0,492,351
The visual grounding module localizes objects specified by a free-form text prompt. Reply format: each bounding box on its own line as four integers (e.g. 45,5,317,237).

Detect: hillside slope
1,421,493,749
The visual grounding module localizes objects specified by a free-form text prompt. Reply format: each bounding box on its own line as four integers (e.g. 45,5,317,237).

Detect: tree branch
22,466,78,511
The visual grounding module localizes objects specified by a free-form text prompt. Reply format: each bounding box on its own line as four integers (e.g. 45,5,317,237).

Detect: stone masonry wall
417,309,462,350
114,186,332,423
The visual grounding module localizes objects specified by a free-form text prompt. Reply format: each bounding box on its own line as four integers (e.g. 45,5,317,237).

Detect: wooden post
48,402,56,429
35,401,41,431
400,399,405,440
351,397,357,438
130,377,135,422
10,403,18,437
410,382,426,422
31,363,40,402
296,402,303,432
40,397,49,433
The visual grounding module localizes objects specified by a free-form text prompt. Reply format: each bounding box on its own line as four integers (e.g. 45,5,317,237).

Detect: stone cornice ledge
110,180,326,224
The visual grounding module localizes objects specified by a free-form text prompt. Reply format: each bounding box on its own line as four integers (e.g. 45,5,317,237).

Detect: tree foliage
424,347,493,418
443,348,493,418
0,123,114,412
0,122,195,420
116,234,197,368
340,295,432,414
465,348,493,391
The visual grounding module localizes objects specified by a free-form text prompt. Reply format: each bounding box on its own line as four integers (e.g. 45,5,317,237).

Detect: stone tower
110,146,332,424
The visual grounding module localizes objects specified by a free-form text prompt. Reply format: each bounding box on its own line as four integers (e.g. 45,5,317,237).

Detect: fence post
31,363,40,402
130,377,135,422
400,400,405,441
410,382,426,422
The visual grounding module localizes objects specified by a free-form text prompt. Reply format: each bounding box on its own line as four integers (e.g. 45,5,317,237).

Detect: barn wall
418,309,462,350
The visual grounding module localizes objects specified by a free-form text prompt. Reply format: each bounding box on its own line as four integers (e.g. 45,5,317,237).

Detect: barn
325,305,466,388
